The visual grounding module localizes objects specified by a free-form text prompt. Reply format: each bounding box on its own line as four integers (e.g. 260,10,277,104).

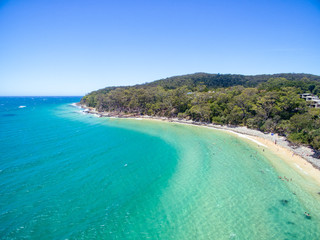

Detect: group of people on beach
278,176,292,182
277,176,312,219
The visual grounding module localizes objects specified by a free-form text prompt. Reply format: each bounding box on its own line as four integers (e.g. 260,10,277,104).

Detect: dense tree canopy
81,73,320,150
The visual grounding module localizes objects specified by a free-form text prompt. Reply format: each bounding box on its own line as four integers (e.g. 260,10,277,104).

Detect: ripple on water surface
0,98,320,239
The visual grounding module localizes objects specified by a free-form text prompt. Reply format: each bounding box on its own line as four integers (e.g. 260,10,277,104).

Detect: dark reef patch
280,199,289,206
2,114,16,117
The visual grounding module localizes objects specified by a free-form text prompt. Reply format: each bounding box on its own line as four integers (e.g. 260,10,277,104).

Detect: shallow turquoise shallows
1,97,320,240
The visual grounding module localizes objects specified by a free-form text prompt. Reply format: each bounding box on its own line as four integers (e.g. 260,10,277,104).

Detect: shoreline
77,103,320,185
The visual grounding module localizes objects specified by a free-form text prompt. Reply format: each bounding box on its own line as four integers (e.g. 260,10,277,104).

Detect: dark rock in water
2,114,16,117
267,206,279,213
280,199,289,206
284,232,297,238
317,192,320,195
305,215,312,220
286,221,295,225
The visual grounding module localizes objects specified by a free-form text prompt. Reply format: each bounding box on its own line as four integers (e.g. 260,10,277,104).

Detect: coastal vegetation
81,73,320,150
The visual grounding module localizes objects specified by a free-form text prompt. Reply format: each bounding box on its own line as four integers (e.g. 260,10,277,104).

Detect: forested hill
142,73,320,89
81,72,320,150
87,73,320,95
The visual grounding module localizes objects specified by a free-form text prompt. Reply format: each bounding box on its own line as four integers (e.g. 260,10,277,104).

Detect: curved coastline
78,103,320,186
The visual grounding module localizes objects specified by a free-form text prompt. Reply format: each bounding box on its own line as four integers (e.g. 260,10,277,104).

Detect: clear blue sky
1,0,320,96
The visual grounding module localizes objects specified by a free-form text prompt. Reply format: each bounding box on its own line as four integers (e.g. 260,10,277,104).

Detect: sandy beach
79,104,320,186
226,130,320,186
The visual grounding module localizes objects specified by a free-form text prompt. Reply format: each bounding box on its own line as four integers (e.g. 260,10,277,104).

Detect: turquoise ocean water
1,97,320,239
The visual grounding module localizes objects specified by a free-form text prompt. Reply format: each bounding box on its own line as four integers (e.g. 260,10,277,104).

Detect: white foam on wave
294,163,308,175
18,106,26,108
233,132,268,148
70,103,81,108
229,233,236,239
211,127,268,148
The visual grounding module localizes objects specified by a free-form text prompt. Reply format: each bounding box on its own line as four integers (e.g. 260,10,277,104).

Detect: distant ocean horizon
1,96,320,239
